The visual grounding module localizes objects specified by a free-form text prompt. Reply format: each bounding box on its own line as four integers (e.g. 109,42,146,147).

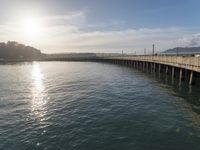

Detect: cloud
39,26,197,53
43,11,86,26
178,33,200,47
44,12,85,21
187,34,200,46
0,11,199,53
189,39,199,46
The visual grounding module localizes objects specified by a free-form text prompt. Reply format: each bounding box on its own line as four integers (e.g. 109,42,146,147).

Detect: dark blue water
0,62,200,150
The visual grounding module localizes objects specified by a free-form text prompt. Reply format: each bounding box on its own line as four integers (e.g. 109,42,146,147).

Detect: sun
20,16,42,38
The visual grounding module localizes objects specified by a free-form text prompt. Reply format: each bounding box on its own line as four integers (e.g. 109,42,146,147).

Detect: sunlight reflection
31,62,47,119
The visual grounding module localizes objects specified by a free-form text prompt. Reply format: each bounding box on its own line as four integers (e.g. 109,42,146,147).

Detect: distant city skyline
0,0,200,53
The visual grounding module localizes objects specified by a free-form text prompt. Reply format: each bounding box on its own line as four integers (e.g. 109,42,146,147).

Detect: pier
41,54,200,85
101,55,200,85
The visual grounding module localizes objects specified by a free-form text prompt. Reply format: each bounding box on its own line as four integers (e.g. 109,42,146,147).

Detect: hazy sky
0,0,200,53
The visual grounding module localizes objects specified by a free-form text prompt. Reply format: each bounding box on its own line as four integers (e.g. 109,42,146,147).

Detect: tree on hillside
0,41,42,60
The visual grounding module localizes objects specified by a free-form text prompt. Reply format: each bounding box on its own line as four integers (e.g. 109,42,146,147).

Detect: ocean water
0,61,200,150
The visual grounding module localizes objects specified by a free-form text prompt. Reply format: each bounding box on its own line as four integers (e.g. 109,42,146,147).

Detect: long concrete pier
41,54,200,85
102,55,200,85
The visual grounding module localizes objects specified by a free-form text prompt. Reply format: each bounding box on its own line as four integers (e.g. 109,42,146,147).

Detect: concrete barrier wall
109,56,200,72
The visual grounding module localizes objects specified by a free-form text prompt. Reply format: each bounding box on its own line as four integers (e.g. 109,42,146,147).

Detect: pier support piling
166,66,168,75
172,67,174,79
179,68,183,85
172,67,175,84
143,62,145,71
159,64,161,74
189,71,193,85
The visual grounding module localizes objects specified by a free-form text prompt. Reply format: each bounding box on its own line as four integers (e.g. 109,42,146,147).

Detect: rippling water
0,62,200,150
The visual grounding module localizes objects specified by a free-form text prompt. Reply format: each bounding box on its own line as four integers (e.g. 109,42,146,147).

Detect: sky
0,0,200,54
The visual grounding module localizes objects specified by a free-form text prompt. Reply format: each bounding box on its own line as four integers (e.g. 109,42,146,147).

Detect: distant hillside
163,47,200,54
0,41,43,60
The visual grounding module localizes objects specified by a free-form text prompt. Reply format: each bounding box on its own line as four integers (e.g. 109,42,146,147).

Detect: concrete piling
153,63,156,73
179,68,183,85
166,66,168,75
172,67,175,84
189,71,193,85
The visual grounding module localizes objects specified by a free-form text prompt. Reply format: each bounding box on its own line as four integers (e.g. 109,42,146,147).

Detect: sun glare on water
31,62,47,119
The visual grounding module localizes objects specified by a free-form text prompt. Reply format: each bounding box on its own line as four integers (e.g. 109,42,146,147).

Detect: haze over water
0,62,200,150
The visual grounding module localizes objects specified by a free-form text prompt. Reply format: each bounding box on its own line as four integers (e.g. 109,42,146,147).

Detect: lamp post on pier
152,44,155,56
